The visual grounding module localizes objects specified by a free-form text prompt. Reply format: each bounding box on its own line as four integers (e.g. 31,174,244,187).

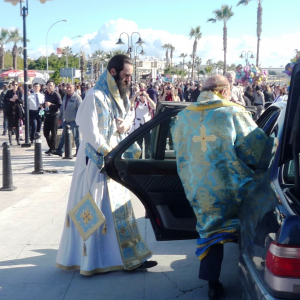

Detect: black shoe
2,133,5,136
136,261,157,270
17,140,20,146
208,282,224,300
45,149,51,154
53,151,62,157
73,153,77,157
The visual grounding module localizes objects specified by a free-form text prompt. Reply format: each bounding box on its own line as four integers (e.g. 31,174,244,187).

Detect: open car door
105,102,198,241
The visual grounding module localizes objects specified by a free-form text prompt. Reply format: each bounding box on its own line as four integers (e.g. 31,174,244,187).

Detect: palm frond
237,0,251,6
207,18,217,23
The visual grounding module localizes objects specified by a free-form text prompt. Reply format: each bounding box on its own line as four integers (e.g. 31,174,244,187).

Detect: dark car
104,69,300,299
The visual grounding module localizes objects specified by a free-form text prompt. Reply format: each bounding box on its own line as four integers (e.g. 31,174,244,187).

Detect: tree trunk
192,41,197,80
0,46,4,69
223,24,227,75
12,44,18,70
256,2,263,67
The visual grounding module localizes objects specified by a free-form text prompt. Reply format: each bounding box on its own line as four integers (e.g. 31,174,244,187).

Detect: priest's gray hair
202,75,230,93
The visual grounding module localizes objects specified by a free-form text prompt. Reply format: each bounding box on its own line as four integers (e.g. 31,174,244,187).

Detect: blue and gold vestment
171,91,268,259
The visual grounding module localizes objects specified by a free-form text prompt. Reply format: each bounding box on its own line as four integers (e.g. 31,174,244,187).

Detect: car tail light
266,242,300,278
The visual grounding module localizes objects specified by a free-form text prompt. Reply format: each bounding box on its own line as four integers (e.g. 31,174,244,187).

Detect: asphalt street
0,114,242,300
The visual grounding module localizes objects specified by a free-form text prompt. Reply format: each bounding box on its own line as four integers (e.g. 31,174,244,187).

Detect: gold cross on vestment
192,125,217,152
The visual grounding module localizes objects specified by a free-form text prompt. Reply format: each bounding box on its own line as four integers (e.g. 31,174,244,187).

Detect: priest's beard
113,72,131,102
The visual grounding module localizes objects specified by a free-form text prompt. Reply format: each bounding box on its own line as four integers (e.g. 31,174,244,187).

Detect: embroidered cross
80,209,93,224
192,125,217,152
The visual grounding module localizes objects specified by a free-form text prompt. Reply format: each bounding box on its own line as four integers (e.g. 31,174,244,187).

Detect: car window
256,107,280,135
122,124,159,160
165,116,177,160
283,158,298,185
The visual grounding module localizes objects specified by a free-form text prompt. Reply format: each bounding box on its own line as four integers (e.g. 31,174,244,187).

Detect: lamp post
46,19,67,77
4,0,52,147
239,50,255,66
116,32,145,83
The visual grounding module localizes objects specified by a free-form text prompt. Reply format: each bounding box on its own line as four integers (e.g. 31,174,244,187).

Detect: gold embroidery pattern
193,125,217,152
81,209,93,224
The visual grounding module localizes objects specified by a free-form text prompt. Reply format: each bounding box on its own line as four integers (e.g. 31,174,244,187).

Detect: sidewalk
0,114,241,300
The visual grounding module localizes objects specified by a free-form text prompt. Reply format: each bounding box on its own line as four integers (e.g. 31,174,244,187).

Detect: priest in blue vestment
171,75,268,300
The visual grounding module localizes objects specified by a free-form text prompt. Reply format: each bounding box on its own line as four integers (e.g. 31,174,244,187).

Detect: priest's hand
116,117,130,134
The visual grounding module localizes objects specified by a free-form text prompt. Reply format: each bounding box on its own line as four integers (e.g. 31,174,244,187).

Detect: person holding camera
159,84,176,102
131,91,156,158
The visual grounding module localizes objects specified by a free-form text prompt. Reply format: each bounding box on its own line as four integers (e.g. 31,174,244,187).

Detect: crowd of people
0,71,288,155
0,80,88,156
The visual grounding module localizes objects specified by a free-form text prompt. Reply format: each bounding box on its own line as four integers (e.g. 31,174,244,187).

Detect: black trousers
199,244,224,282
29,110,42,142
43,113,58,151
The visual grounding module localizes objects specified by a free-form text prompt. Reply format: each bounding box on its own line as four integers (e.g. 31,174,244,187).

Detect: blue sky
1,0,299,67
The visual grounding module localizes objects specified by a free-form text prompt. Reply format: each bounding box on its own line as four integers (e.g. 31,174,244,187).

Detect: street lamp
4,0,52,148
116,32,145,83
46,19,67,76
239,50,255,65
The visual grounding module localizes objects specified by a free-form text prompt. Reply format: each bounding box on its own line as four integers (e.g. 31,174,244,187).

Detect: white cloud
25,18,298,68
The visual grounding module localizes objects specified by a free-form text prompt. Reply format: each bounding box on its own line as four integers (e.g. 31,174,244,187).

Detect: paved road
0,114,241,300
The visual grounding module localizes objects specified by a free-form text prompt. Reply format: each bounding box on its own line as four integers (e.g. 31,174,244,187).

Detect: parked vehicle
104,68,300,299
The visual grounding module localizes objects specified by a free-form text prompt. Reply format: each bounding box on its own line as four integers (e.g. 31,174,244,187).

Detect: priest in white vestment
56,55,153,276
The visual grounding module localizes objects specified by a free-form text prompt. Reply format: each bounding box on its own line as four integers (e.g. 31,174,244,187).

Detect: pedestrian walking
3,81,23,145
28,83,45,144
54,83,81,157
43,79,62,155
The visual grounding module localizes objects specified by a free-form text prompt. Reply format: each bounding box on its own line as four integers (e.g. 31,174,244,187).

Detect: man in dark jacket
147,83,159,104
3,81,23,145
43,79,62,155
191,84,202,102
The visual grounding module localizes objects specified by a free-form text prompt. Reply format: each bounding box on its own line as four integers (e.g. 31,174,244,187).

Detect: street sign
60,68,76,78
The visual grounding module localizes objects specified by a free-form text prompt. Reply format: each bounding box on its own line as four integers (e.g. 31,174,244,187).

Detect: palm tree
169,44,175,65
105,49,127,60
237,0,262,67
17,46,23,59
93,50,106,79
162,44,170,64
206,59,213,66
194,56,202,73
179,53,187,70
197,70,205,81
178,69,187,80
0,28,10,69
189,26,202,81
207,5,234,75
7,29,29,70
204,66,214,77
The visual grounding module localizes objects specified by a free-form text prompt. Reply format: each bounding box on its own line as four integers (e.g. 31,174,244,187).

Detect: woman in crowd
244,86,254,105
130,91,156,159
159,84,176,102
3,81,23,145
253,86,265,120
273,86,284,103
263,85,274,103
